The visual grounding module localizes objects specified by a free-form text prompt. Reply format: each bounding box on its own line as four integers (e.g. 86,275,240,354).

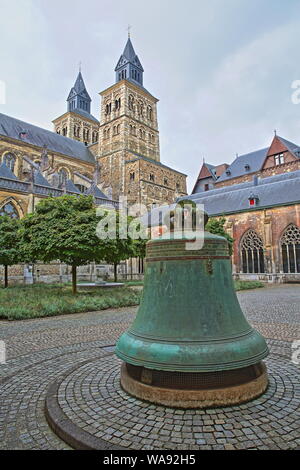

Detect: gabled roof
275,135,300,156
67,71,91,101
115,37,144,72
217,147,269,183
85,183,108,199
0,161,17,180
186,170,300,216
142,170,300,227
218,135,300,183
65,179,81,194
0,112,95,164
33,170,53,187
70,108,99,123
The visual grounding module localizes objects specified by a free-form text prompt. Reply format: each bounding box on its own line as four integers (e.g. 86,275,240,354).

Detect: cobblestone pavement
0,285,299,450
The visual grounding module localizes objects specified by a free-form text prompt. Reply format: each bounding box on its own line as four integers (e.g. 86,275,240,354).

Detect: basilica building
0,36,187,283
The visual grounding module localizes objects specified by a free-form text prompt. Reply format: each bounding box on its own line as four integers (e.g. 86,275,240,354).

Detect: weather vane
127,24,132,38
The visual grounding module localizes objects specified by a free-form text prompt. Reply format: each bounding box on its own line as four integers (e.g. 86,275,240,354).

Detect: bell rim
115,346,269,373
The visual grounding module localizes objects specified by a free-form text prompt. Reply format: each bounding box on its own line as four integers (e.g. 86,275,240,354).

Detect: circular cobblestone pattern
47,350,300,450
0,285,299,450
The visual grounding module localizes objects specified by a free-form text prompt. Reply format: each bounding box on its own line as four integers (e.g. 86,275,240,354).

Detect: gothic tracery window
58,168,68,186
0,202,19,219
3,153,16,172
280,224,300,273
240,229,265,273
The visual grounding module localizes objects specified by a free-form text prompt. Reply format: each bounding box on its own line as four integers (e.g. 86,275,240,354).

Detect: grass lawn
234,280,264,291
0,284,141,321
125,280,264,291
0,280,264,321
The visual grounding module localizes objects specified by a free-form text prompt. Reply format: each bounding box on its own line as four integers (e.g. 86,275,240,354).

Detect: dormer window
248,193,259,207
19,130,28,139
274,153,284,166
245,164,250,172
226,170,231,176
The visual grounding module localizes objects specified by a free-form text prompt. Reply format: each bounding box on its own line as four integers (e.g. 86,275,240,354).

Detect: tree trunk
4,265,8,288
114,263,118,282
72,265,77,295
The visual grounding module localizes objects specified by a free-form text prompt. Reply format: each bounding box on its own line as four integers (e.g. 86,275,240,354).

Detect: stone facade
97,79,187,208
52,111,99,147
0,138,95,216
223,204,300,283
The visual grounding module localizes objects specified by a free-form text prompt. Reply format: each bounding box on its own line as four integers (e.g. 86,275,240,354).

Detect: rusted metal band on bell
146,255,230,262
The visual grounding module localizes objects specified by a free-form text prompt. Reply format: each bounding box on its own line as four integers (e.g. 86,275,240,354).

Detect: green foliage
0,284,141,320
19,195,104,266
206,217,234,254
98,211,145,281
0,215,21,266
234,280,264,291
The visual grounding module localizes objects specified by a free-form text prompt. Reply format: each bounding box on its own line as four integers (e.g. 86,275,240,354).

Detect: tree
20,195,105,294
0,216,21,288
206,217,234,254
99,211,137,282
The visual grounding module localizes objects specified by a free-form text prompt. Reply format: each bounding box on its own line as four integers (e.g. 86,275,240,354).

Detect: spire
67,70,92,114
115,37,144,87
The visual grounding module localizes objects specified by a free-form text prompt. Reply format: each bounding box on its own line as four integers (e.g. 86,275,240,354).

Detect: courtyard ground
0,284,299,450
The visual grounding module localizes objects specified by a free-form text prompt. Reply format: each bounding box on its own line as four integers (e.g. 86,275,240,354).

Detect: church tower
98,37,187,207
52,70,100,147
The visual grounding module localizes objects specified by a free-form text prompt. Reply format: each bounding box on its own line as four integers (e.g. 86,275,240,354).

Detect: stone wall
223,203,300,281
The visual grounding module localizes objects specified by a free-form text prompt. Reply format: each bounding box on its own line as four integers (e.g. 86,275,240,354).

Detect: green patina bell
116,203,269,408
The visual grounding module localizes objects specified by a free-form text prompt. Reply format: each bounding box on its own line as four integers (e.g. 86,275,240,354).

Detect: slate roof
85,183,108,199
0,161,17,180
141,170,300,227
277,136,300,156
115,37,144,72
125,153,187,176
65,179,81,194
71,108,99,123
0,112,96,164
68,71,91,101
217,147,269,183
217,135,300,184
33,170,53,187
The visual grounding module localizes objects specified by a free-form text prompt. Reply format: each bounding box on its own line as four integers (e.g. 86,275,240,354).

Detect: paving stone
0,287,299,450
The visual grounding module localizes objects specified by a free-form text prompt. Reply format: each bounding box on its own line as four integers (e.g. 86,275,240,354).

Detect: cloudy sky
1,0,300,191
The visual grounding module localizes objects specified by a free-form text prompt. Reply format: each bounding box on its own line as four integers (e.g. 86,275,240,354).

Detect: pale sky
1,0,300,192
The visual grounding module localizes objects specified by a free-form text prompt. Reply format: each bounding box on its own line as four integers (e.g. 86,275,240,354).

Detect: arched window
58,168,68,186
240,230,265,273
138,100,144,117
3,153,16,172
280,224,300,273
0,201,19,219
128,95,134,111
147,106,153,121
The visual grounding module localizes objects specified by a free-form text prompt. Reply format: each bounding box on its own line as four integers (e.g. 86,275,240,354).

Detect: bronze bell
116,202,269,408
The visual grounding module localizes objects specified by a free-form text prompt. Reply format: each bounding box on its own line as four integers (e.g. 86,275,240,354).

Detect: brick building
190,134,300,282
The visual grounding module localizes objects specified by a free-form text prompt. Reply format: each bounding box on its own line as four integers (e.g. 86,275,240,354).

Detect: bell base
120,362,268,409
